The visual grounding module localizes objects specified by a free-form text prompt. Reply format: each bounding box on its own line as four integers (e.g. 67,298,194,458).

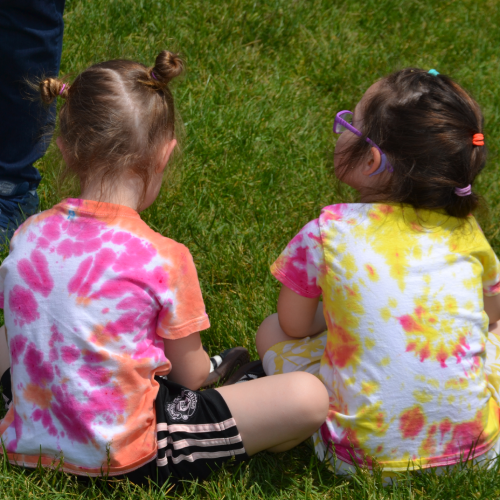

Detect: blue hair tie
428,69,440,76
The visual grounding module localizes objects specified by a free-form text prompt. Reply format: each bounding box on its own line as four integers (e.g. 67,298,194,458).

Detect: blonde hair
39,50,183,204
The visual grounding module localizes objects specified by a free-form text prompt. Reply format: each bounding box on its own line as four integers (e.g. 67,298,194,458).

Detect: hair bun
39,77,69,104
150,51,183,85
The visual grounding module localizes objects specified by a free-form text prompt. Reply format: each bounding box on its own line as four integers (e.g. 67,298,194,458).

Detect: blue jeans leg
0,0,65,188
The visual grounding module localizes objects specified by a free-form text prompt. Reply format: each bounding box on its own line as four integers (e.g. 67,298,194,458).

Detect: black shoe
223,360,266,386
200,347,250,388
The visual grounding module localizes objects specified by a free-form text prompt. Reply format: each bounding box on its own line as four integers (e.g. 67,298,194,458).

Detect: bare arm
484,293,500,326
277,285,327,338
163,332,211,390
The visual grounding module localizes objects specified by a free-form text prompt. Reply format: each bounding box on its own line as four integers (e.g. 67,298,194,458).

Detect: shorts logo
166,390,198,421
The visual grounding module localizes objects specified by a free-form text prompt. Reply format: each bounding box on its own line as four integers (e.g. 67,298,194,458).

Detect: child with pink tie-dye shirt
0,51,328,485
256,69,500,479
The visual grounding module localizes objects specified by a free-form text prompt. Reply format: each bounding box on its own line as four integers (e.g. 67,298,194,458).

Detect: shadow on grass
1,432,500,499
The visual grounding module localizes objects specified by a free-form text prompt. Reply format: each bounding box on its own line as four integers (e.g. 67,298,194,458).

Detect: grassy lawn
2,0,500,497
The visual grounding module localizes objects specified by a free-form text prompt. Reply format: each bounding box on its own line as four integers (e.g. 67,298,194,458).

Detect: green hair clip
428,69,440,76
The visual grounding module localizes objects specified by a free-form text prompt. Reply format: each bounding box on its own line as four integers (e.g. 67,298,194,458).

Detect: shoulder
320,203,352,221
9,206,64,252
113,215,194,262
464,215,489,241
12,205,62,235
297,217,321,238
319,203,372,221
317,203,373,228
444,214,493,252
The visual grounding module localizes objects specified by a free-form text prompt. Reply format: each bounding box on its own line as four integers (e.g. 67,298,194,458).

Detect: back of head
339,68,486,218
39,50,183,202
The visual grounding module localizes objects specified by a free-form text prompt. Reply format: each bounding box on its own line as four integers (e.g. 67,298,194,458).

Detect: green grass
3,0,500,497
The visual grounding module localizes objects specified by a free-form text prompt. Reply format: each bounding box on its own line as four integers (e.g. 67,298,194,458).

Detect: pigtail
447,131,486,218
147,51,184,90
56,56,180,208
39,77,69,104
340,68,488,220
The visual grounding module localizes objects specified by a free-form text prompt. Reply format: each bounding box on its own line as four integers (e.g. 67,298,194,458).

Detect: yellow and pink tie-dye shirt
0,199,210,476
271,203,500,470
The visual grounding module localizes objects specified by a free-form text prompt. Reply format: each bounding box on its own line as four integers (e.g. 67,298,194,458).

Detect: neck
79,176,141,212
357,185,391,204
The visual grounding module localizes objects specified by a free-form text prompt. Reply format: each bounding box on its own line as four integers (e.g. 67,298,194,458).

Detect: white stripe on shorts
157,436,172,449
156,447,246,467
157,434,242,450
167,417,237,434
157,434,243,450
173,434,243,450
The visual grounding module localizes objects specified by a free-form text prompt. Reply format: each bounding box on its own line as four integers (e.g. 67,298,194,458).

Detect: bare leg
256,313,327,360
256,313,296,359
0,325,9,377
216,371,329,456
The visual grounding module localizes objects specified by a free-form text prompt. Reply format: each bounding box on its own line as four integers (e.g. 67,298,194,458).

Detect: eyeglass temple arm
366,140,392,176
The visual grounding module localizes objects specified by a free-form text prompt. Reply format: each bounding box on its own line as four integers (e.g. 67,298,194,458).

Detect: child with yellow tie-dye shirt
256,68,500,477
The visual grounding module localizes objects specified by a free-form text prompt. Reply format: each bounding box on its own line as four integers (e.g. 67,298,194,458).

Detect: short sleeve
270,219,324,298
480,246,500,297
156,245,210,339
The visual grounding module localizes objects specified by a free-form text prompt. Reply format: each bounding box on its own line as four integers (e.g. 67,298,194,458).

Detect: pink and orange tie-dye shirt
271,203,500,470
0,199,210,475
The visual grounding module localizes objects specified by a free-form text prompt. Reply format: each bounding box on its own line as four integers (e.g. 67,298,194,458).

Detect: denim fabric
0,0,65,187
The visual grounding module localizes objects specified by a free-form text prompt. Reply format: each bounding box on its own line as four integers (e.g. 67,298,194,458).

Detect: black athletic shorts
124,376,249,485
1,370,248,486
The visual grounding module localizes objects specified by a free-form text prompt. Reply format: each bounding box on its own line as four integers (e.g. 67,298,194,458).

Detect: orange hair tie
472,133,484,146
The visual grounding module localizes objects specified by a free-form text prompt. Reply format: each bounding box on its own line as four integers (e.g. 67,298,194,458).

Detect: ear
363,147,382,176
156,139,177,174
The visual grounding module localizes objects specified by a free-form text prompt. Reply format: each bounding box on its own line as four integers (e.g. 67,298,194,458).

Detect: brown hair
336,68,487,218
39,50,183,204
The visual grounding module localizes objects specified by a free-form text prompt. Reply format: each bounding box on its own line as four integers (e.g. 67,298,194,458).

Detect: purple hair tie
59,83,66,95
151,71,157,80
455,185,472,197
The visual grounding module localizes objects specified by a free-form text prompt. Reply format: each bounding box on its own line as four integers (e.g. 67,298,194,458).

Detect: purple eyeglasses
333,110,393,176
